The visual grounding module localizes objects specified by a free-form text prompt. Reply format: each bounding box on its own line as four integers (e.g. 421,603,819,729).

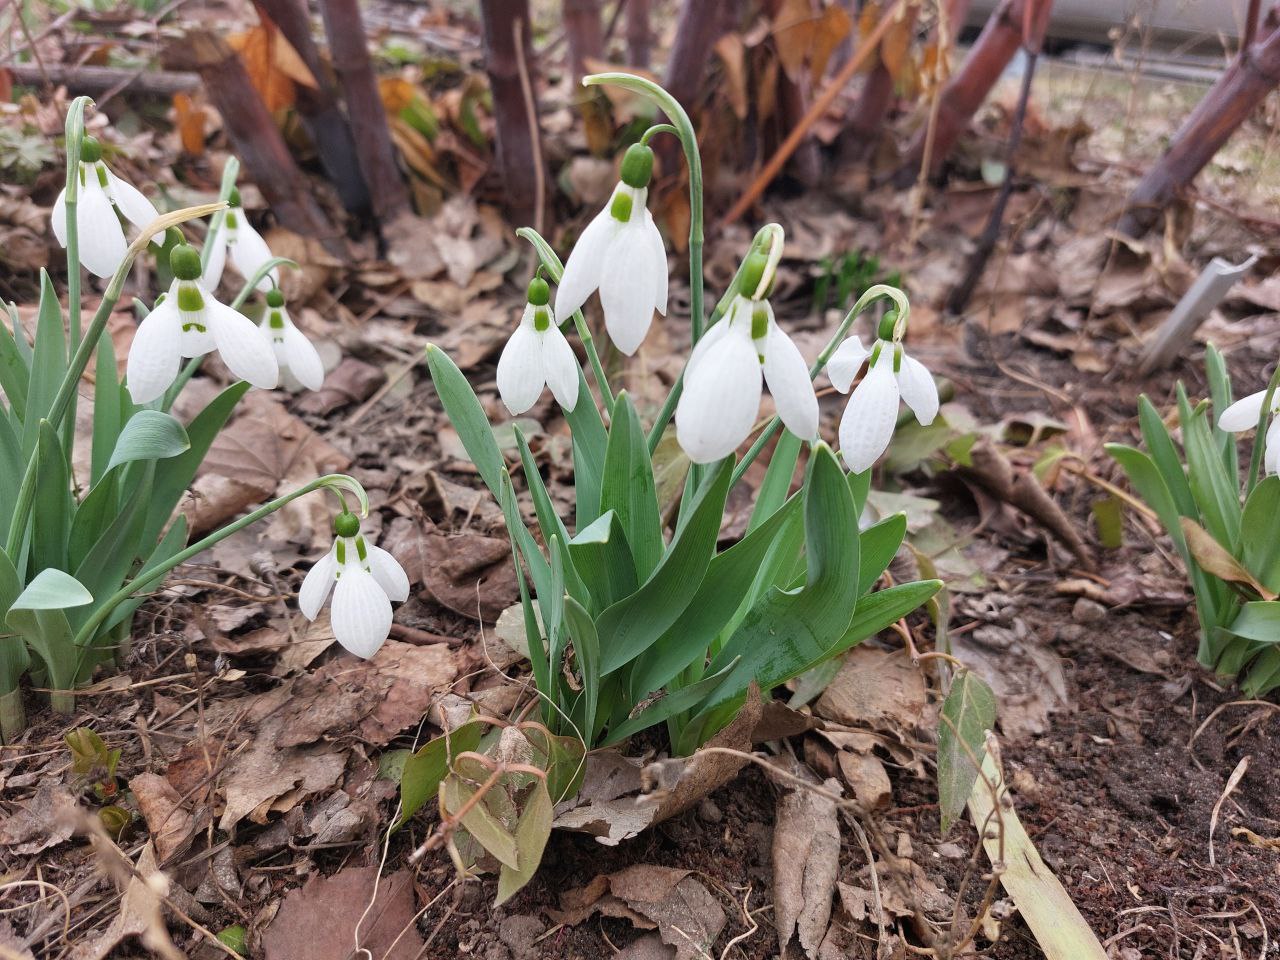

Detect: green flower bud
527,276,550,306
80,136,103,164
333,512,361,538
739,251,769,300
877,310,899,342
619,143,655,189
266,288,286,308
170,243,203,282
228,186,242,207
163,226,185,248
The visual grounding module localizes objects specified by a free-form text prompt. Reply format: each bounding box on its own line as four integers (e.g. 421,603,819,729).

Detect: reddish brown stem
564,0,604,81
253,0,371,217
479,0,545,227
892,0,1030,187
169,30,336,237
1119,17,1280,238
318,0,410,224
626,0,652,68
845,3,921,161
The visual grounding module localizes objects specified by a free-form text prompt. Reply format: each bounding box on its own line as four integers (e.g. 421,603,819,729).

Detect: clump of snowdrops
1110,346,1280,695
406,73,942,901
0,98,409,741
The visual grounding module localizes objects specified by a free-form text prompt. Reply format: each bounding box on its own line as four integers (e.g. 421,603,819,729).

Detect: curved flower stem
583,72,705,343
70,474,367,676
1246,363,1280,496
640,123,679,145
62,97,89,457
729,284,912,487
3,201,225,559
516,226,615,413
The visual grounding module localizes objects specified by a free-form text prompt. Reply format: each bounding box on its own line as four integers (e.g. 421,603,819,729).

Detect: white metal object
1137,254,1258,374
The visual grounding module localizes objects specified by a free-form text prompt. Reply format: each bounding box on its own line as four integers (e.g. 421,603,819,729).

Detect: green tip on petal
527,276,550,306
750,301,770,341
266,288,285,308
877,310,898,342
80,136,103,163
333,512,361,538
619,143,654,188
228,186,242,207
170,244,203,282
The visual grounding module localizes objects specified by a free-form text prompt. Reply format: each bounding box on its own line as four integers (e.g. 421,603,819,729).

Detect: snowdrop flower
829,313,938,474
299,513,410,658
676,255,818,463
554,143,667,355
497,276,580,415
1219,389,1280,475
261,289,324,391
204,188,278,292
51,135,162,279
126,243,279,404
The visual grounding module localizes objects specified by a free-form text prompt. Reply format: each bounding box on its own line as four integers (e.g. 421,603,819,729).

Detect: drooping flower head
497,275,580,415
261,289,325,391
1219,389,1280,475
676,241,818,464
829,309,938,474
204,187,279,293
299,511,410,659
554,143,667,355
51,135,162,279
126,243,279,404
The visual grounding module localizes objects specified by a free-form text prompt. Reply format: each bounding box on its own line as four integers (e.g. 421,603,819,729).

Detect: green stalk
3,201,226,560
62,98,89,458
516,226,615,413
729,284,912,487
1246,363,1280,497
0,688,24,744
201,157,241,273
583,73,705,343
69,474,368,682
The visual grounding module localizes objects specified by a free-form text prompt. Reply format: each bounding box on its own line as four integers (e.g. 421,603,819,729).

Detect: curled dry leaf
815,646,931,736
0,779,78,855
69,842,182,960
770,760,842,958
129,772,196,864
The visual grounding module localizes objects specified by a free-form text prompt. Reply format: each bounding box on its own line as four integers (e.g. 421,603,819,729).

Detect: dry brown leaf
0,779,78,855
837,749,892,810
952,623,1069,739
554,866,727,960
809,3,853,82
171,92,207,155
129,773,195,864
70,843,181,960
262,866,425,960
227,17,316,112
715,34,749,119
815,647,930,735
422,525,520,621
771,763,842,958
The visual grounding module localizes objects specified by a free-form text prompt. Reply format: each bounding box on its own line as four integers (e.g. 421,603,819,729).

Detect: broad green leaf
511,535,553,724
441,775,520,869
563,594,600,742
1136,395,1196,519
513,428,590,609
0,550,28,687
602,658,738,747
8,569,93,690
425,345,506,496
747,430,802,534
101,514,190,635
106,410,189,471
144,381,249,548
90,331,123,485
1106,444,1188,560
32,420,71,574
563,373,608,528
1227,601,1280,644
68,472,120,570
0,413,22,529
594,458,733,675
74,465,155,636
1091,495,1124,550
521,725,586,803
1204,343,1238,486
395,720,483,828
838,580,943,653
1242,648,1280,696
599,393,663,579
937,670,997,835
495,780,553,906
1178,387,1239,549
0,304,30,422
567,511,638,612
23,272,66,457
858,513,906,595
1241,476,1280,594
12,567,93,610
629,490,804,700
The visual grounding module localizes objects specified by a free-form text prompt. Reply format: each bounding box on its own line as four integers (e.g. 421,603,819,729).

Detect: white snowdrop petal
496,322,545,415
203,231,227,291
1218,390,1270,433
1266,416,1280,476
51,189,69,248
554,205,616,323
331,568,393,658
298,547,339,619
229,219,278,291
106,171,162,245
599,223,660,355
896,352,939,426
76,185,128,279
763,318,819,441
541,324,580,411
676,325,762,464
643,210,668,316
279,320,326,391
826,336,870,394
838,353,900,473
125,299,183,404
208,300,279,389
366,545,411,602
685,307,736,372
